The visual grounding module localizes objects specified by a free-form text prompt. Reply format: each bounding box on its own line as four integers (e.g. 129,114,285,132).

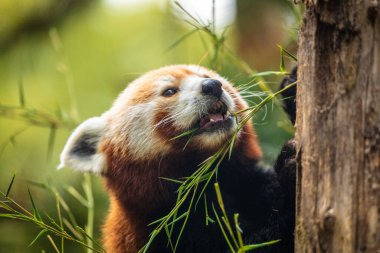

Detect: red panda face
59,65,260,174
153,66,237,148
102,65,246,159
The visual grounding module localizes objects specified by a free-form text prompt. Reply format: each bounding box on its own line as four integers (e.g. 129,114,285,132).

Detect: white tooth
210,119,215,122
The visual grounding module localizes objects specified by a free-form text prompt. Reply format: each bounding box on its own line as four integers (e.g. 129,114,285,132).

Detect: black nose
201,79,223,99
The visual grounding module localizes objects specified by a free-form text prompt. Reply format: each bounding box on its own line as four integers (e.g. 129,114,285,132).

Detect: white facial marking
192,131,230,149
170,75,204,129
157,75,175,85
105,99,171,160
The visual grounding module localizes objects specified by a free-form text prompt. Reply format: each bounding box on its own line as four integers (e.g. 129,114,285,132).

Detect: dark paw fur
279,67,297,124
274,139,296,253
274,139,296,195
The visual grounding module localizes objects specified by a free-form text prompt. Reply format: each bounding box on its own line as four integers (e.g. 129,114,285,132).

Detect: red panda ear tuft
58,117,107,174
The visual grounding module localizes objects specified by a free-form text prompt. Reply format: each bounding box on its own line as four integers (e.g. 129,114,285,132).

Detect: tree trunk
296,1,380,253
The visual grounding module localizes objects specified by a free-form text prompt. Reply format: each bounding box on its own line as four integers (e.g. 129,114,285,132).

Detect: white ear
58,117,107,174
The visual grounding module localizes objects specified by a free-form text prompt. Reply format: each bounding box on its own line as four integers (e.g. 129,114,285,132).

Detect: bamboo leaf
74,225,105,252
140,229,159,253
212,204,235,253
234,214,245,253
204,195,215,226
214,183,239,249
228,118,239,160
166,211,188,227
214,183,225,213
44,212,63,230
0,213,31,220
47,235,61,253
207,217,215,224
173,188,196,251
277,45,297,61
62,218,83,240
163,225,175,252
169,128,198,141
174,1,203,27
279,46,286,72
250,71,288,78
159,177,184,184
28,188,42,221
65,186,88,207
28,229,48,247
6,174,16,197
148,215,167,226
241,239,281,251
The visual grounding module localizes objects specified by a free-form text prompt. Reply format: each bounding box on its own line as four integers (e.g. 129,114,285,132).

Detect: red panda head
59,65,261,175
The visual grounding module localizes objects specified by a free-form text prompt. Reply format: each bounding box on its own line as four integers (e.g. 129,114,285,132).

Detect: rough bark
296,1,380,253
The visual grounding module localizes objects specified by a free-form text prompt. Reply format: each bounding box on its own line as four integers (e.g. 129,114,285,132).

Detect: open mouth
198,101,233,130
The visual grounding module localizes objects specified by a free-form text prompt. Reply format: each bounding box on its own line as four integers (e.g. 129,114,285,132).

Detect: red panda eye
162,88,177,97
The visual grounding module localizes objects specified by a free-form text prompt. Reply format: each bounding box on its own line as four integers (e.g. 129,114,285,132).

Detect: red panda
59,65,295,253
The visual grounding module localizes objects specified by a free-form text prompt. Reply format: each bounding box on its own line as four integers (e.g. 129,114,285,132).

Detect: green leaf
159,177,184,184
28,188,42,221
66,186,88,207
163,225,175,252
279,46,286,72
242,239,281,251
140,229,158,253
166,211,188,227
169,128,198,141
47,234,60,253
277,45,297,61
250,71,288,78
228,117,239,160
234,214,245,252
44,212,62,230
148,216,167,226
204,195,215,226
28,229,48,247
207,217,215,224
6,173,16,197
212,204,235,253
75,226,103,251
173,188,196,251
0,213,30,220
174,1,203,27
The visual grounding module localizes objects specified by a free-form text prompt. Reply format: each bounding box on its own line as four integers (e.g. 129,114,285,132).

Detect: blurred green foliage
0,0,298,252
0,0,95,50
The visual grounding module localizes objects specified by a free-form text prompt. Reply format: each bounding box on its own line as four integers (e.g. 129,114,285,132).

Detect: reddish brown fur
153,109,181,141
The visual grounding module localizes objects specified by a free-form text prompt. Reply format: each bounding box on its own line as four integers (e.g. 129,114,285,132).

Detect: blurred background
0,0,300,252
